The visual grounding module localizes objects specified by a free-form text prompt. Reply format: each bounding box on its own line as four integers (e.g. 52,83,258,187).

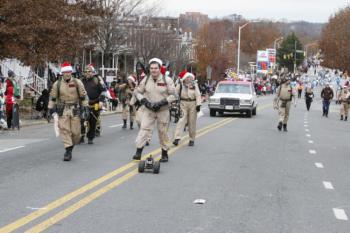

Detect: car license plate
225,105,234,110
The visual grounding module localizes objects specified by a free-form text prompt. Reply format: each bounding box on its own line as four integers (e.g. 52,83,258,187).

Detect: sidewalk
20,110,120,128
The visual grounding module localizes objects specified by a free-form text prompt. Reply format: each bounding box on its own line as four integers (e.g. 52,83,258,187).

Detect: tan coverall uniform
174,82,201,141
338,89,349,119
135,75,176,150
49,78,88,148
276,83,294,125
117,83,136,123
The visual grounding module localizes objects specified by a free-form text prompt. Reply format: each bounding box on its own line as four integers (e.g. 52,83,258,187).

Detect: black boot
145,141,150,146
88,138,93,145
340,115,343,121
122,120,127,129
132,148,143,160
80,136,85,144
63,146,73,161
130,121,134,130
345,116,348,121
188,140,194,146
172,139,180,146
160,149,169,162
283,124,288,132
277,122,282,131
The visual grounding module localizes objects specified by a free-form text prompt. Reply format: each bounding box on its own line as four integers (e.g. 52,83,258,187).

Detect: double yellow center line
0,118,234,233
2,103,272,232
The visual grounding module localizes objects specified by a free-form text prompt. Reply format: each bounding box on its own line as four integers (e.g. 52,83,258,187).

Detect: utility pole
294,40,297,74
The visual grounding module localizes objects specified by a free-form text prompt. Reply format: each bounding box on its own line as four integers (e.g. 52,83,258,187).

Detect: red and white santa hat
178,70,194,81
60,61,73,73
127,75,137,84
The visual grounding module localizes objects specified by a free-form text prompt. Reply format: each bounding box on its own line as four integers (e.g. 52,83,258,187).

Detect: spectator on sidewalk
35,89,50,118
0,92,4,120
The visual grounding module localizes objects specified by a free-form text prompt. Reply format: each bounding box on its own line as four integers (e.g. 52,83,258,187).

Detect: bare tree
91,0,151,62
129,25,178,64
320,5,350,72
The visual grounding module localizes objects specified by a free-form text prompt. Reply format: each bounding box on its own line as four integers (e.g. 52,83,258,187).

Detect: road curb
20,111,120,128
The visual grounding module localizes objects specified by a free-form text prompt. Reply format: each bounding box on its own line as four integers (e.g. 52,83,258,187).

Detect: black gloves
196,105,201,112
49,108,56,116
141,98,168,112
152,99,168,112
141,98,154,111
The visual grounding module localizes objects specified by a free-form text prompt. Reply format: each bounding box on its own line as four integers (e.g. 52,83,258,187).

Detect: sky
158,0,349,23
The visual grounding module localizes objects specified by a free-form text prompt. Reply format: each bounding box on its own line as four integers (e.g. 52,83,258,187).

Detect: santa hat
61,61,73,73
149,58,163,66
179,70,194,81
127,75,137,84
85,63,95,73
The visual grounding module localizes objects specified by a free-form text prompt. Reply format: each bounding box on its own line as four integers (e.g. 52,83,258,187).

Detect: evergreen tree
277,33,304,72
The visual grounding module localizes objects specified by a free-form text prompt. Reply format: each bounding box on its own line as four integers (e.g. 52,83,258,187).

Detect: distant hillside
276,21,324,43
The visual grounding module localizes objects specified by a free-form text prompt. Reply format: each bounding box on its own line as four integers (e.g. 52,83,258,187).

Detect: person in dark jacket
304,86,314,111
36,89,50,118
321,83,334,117
80,64,105,144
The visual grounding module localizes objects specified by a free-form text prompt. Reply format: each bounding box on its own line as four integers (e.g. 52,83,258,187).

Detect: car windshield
216,84,251,94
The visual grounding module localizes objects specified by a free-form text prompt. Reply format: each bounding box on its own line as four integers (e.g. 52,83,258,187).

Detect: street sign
206,65,212,80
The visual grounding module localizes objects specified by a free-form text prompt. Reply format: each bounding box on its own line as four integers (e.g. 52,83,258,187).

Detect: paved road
0,94,350,233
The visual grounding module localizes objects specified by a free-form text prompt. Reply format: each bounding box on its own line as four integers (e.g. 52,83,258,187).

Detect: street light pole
237,22,250,75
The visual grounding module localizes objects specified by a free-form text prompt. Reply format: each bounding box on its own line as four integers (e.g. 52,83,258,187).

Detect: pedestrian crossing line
308,140,314,144
24,118,237,233
0,118,232,233
315,163,324,168
306,134,311,137
333,208,349,221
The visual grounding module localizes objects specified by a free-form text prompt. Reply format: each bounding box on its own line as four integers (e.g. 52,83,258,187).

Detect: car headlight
209,98,220,104
240,99,252,105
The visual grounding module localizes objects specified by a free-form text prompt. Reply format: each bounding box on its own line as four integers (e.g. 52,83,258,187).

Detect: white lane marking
333,208,348,221
109,124,123,128
315,163,324,168
304,125,308,127
323,181,334,190
305,129,310,132
309,150,317,154
26,206,47,210
308,140,314,144
0,146,25,153
306,134,311,137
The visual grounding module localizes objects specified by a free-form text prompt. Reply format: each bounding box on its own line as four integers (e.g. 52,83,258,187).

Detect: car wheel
252,107,257,116
210,109,216,117
246,110,252,118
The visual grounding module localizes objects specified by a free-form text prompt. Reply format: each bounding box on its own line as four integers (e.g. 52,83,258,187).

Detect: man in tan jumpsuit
48,62,88,161
133,58,176,162
274,76,296,132
173,71,201,146
338,86,350,121
116,74,136,129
